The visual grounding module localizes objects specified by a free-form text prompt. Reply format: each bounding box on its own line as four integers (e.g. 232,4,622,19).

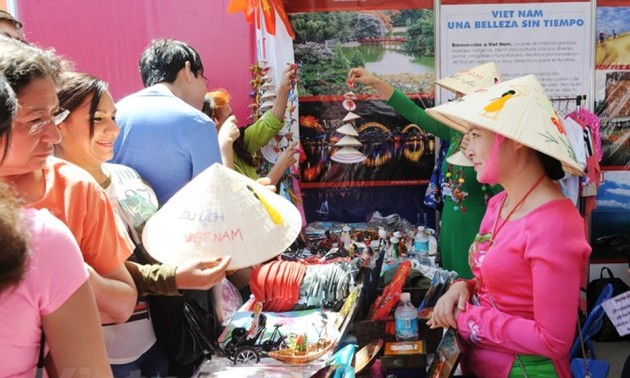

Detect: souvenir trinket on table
369,261,412,320
249,260,354,312
354,339,384,374
268,338,335,364
217,302,289,364
426,328,462,378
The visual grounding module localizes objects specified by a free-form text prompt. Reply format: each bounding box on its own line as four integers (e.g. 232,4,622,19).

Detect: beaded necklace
444,135,489,213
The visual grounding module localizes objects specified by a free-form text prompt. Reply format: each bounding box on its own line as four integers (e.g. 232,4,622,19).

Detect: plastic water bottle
414,226,429,254
395,292,419,341
426,228,438,256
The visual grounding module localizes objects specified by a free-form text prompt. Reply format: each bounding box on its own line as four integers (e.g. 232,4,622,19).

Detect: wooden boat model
268,339,335,364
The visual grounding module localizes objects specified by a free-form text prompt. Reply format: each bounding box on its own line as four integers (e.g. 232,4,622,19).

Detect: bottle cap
400,292,411,302
417,226,425,232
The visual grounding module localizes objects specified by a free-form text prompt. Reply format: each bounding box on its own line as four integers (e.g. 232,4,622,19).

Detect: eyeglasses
20,108,70,136
199,72,210,86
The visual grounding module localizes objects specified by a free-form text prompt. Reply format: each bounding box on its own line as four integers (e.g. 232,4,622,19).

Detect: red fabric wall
17,0,255,122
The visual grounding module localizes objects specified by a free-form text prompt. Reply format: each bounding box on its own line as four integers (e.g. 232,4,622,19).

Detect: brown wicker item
267,339,335,364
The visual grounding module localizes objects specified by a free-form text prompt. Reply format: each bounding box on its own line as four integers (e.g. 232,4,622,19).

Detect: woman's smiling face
57,90,119,168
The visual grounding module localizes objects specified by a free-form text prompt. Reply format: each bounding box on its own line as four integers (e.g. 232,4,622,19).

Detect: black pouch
587,267,630,341
133,244,222,376
146,293,221,375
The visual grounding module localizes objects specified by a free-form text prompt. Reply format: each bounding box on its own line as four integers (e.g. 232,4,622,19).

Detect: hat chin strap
478,134,505,184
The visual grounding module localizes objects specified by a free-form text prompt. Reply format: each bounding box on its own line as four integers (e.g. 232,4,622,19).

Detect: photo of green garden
289,9,435,97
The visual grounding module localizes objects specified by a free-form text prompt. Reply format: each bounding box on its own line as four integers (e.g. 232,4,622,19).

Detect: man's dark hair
139,39,204,87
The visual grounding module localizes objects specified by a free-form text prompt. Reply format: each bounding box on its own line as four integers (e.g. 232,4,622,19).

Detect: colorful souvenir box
353,318,442,354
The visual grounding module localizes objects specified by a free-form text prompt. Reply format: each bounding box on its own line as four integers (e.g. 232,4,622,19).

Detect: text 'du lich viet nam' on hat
142,163,302,270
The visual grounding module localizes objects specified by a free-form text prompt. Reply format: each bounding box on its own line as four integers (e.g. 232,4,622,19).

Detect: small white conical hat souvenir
261,82,275,90
335,135,362,147
331,146,366,164
344,91,358,100
337,123,359,137
259,101,274,111
446,150,474,167
435,62,502,95
427,74,582,176
260,90,277,100
342,112,361,122
142,163,302,270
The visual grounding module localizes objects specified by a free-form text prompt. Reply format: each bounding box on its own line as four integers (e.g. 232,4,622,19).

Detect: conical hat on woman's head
142,163,302,270
446,150,474,166
427,74,582,176
435,62,502,95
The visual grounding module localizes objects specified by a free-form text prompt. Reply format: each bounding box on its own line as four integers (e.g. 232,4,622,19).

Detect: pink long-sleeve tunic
456,191,591,378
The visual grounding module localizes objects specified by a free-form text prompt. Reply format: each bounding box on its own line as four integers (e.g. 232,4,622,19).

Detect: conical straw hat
446,150,474,167
259,101,274,111
142,163,302,270
331,147,366,164
260,90,277,100
342,112,361,122
337,123,359,136
335,135,362,147
435,62,502,95
427,74,582,176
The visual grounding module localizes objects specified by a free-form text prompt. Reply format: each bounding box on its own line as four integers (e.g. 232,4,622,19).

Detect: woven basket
267,339,335,364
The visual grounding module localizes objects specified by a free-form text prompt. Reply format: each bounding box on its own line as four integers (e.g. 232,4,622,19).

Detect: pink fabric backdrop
17,0,255,123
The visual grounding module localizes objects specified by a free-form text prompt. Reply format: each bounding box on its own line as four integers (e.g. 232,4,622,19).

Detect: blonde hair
206,88,230,109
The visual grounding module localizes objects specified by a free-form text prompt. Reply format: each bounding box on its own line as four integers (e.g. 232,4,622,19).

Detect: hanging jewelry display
444,164,468,213
260,64,299,165
248,61,272,123
442,135,489,213
331,81,366,164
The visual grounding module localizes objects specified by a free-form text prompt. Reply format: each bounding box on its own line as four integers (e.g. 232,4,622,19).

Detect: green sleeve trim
127,261,180,296
243,110,284,154
387,89,455,141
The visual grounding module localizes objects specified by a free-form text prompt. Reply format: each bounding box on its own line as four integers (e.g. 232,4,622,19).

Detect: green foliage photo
290,9,434,96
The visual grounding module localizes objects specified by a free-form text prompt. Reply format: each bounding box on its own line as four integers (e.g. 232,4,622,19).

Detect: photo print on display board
590,170,630,262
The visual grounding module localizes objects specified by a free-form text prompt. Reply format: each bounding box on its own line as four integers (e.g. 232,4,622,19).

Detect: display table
194,285,361,377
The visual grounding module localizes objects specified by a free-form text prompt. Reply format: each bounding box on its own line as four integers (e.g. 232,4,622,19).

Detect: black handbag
146,293,221,375
133,244,221,377
587,267,630,341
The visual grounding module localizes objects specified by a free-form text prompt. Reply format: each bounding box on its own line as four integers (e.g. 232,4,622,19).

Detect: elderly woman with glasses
0,36,138,325
0,72,111,375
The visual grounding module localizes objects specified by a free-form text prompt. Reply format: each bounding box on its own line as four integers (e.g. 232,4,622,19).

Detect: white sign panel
439,2,592,103
602,290,630,337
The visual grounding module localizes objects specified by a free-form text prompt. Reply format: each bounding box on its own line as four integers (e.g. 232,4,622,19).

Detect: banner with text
439,2,592,104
